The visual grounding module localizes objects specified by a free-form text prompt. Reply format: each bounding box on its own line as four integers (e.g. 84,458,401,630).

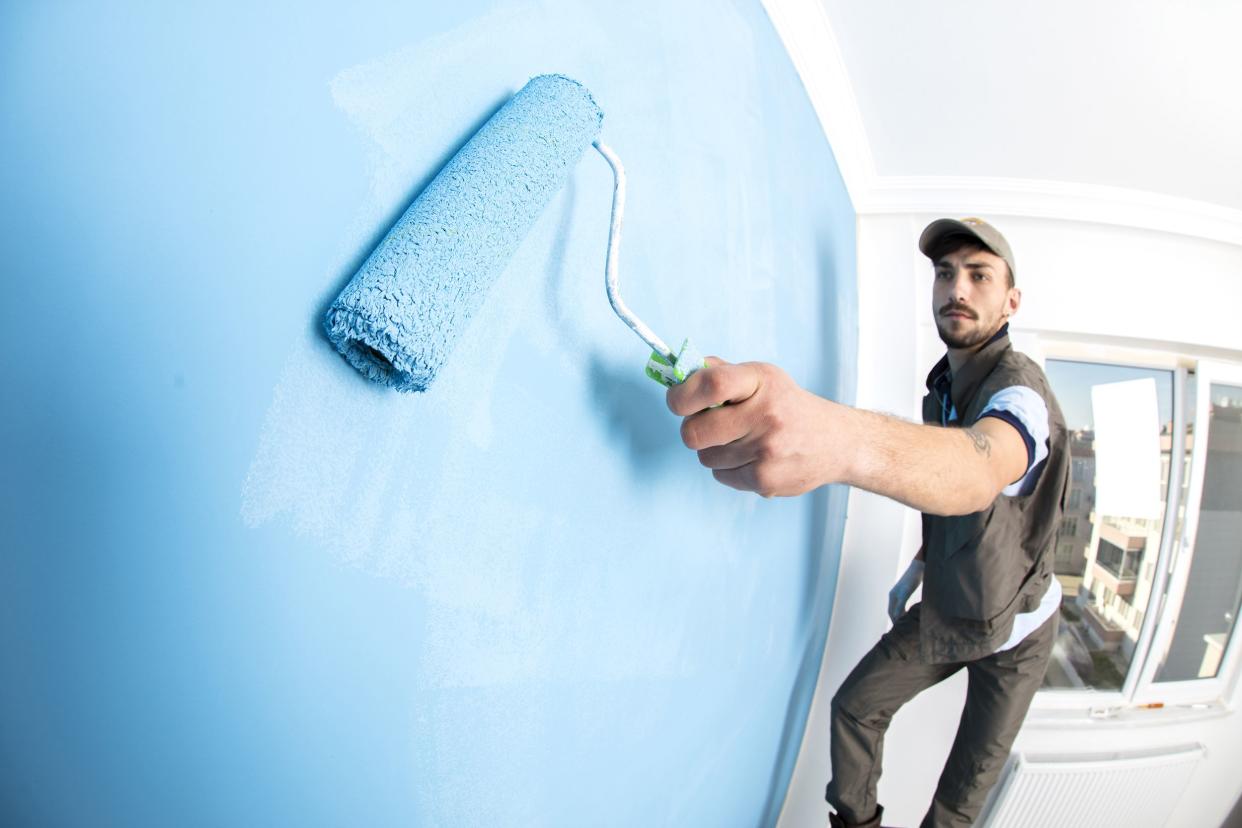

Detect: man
666,218,1068,828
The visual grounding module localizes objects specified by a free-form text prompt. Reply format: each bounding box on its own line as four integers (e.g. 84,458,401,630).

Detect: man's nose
948,270,973,303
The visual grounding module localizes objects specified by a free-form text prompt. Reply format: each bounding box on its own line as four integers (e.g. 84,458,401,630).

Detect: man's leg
827,605,961,827
920,611,1058,828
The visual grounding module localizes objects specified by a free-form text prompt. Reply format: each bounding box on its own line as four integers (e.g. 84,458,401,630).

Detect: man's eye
973,272,989,281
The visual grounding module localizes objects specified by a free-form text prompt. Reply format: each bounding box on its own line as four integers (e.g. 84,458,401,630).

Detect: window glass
1040,360,1174,690
1155,383,1242,681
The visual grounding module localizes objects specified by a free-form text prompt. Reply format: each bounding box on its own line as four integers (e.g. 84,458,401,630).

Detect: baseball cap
919,217,1016,283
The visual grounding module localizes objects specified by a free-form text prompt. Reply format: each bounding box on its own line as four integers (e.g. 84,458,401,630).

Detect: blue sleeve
977,385,1050,496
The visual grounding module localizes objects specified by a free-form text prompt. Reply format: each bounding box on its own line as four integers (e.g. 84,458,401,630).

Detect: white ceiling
819,0,1242,211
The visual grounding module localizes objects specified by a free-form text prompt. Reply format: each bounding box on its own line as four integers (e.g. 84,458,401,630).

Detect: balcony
1091,559,1137,597
1082,602,1126,651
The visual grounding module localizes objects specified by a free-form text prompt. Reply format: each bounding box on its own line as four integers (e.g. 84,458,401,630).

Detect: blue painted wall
1,1,855,825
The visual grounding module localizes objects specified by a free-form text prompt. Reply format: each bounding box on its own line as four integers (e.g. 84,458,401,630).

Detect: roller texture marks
324,74,603,391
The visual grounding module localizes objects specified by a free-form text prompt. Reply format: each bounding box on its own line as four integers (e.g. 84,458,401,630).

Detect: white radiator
977,744,1204,828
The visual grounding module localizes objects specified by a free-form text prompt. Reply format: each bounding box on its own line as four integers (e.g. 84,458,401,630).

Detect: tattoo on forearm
966,428,992,458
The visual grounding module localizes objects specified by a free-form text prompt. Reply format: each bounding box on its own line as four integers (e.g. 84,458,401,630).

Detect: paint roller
323,73,705,392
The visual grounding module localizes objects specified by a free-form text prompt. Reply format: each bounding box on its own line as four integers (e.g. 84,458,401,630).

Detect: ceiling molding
758,0,876,207
760,0,1242,248
867,176,1242,247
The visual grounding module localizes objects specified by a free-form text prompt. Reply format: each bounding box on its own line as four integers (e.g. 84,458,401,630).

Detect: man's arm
844,406,1028,515
668,359,1029,516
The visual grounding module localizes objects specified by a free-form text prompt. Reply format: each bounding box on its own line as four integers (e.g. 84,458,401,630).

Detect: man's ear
1006,287,1022,317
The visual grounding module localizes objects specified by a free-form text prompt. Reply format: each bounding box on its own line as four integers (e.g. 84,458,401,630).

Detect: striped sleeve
978,385,1050,496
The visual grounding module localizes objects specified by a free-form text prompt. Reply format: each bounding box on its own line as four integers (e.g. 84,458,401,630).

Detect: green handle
645,338,706,387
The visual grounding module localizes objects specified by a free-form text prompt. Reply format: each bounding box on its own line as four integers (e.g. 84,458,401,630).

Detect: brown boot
828,804,884,828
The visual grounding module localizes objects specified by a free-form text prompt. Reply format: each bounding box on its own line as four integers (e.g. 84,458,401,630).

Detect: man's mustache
939,303,977,320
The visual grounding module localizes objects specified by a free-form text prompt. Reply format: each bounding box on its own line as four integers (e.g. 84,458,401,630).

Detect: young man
666,218,1068,828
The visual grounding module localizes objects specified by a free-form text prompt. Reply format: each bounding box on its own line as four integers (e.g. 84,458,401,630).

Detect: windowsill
1024,699,1231,729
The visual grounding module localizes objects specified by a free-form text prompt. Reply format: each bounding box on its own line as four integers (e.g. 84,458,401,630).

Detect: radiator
977,744,1204,828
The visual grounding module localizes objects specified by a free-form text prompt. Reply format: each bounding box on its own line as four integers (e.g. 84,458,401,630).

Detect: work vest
918,330,1070,663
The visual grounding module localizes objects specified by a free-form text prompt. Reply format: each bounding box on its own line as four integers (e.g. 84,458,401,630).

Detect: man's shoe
827,804,884,828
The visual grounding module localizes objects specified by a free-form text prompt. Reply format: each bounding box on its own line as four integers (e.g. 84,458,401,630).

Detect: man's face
931,242,1020,350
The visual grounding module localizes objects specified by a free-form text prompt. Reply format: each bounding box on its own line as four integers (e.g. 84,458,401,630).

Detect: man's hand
666,358,849,498
887,559,924,623
666,359,1031,516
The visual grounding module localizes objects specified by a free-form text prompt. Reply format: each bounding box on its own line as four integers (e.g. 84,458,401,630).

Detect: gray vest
918,331,1070,662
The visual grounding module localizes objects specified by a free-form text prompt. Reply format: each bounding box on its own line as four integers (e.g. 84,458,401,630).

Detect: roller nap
323,74,603,391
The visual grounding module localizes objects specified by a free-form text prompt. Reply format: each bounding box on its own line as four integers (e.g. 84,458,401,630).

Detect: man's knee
831,685,891,734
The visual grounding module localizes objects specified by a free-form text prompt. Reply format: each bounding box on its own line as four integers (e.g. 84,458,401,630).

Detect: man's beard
936,305,1000,349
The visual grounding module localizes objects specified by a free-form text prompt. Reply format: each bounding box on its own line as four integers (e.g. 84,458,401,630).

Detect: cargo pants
825,603,1057,828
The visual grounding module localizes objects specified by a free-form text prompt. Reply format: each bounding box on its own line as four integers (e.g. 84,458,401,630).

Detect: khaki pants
825,603,1057,828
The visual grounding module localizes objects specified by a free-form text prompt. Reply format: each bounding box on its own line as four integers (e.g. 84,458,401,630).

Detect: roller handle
645,338,707,388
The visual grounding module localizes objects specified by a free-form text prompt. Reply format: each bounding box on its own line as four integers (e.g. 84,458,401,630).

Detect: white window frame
1132,360,1242,706
1018,336,1241,713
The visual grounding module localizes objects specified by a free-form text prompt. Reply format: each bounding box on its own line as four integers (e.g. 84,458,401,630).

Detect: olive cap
919,217,1016,283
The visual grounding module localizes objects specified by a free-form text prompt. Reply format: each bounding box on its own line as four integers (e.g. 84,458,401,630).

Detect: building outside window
1041,360,1175,690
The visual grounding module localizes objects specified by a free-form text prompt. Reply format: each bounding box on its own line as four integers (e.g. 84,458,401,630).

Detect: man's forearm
667,360,1022,503
831,403,1002,516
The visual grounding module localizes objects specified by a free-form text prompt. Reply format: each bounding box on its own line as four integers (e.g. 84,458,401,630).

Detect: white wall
975,217,1242,353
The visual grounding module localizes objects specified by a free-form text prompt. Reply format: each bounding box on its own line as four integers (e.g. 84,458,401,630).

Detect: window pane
1155,383,1242,681
1041,360,1174,691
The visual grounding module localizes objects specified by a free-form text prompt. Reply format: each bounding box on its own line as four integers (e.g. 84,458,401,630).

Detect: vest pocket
933,507,1028,622
938,508,993,561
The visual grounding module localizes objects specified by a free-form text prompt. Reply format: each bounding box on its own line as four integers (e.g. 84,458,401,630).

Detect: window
1072,459,1088,483
1151,377,1242,683
1029,352,1242,709
1040,359,1175,691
